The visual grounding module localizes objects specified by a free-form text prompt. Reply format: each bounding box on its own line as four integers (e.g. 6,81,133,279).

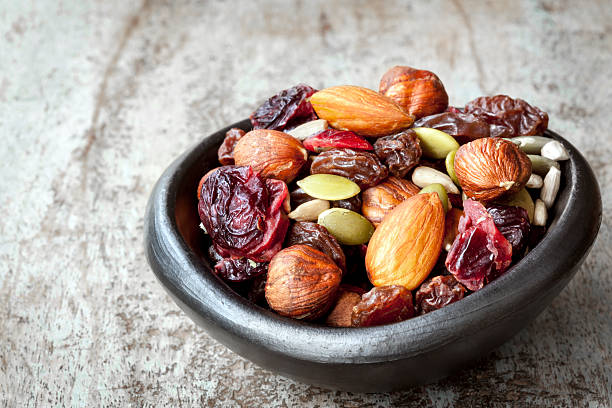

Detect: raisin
217,128,245,165
527,225,547,249
285,221,346,273
351,285,415,327
214,258,268,283
463,95,549,137
413,111,490,144
415,275,466,315
373,129,422,178
445,199,513,290
198,166,289,262
311,148,388,190
289,187,314,208
247,272,269,307
303,129,373,153
331,194,362,213
487,204,530,257
250,84,318,131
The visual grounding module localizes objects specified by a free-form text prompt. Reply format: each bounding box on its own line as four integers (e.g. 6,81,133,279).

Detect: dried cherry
217,128,245,165
285,221,346,273
214,257,268,282
250,84,318,131
487,204,530,257
373,129,422,178
198,166,289,262
303,129,373,153
415,275,466,315
310,148,388,190
351,285,415,327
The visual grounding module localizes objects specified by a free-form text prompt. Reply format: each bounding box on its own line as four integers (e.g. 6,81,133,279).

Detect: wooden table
1,1,610,406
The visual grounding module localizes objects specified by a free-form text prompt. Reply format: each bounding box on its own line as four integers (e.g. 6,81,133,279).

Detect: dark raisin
331,194,362,213
415,275,466,315
487,204,531,258
247,272,269,307
217,128,245,165
214,258,268,283
285,221,346,273
373,129,422,178
311,148,388,190
289,187,315,208
351,285,415,327
413,111,490,144
250,84,317,131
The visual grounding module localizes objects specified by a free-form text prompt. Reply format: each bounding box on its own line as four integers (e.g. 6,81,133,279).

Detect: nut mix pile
197,66,568,327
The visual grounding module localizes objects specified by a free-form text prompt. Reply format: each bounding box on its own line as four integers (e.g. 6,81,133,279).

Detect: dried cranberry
217,128,245,165
198,166,289,262
413,111,490,144
445,199,513,290
351,285,415,327
250,84,318,131
303,130,373,153
214,258,268,282
487,204,530,257
415,275,466,315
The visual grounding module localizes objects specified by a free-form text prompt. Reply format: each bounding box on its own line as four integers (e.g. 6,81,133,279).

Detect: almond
309,85,415,137
454,137,531,202
365,193,445,290
233,129,308,183
361,177,420,226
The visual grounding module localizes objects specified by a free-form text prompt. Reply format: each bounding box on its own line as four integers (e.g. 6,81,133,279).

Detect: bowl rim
145,121,602,365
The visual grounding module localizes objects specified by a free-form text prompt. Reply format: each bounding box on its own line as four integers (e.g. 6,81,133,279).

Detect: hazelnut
361,177,420,226
265,245,342,320
379,66,449,120
454,138,532,202
233,129,308,183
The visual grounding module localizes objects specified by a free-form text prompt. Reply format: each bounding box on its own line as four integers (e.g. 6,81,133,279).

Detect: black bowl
144,120,601,392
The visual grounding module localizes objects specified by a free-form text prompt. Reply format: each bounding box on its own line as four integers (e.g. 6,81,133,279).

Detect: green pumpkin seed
419,183,449,212
445,149,460,186
412,127,460,159
528,154,560,176
504,136,554,154
495,188,535,223
296,174,360,201
318,208,374,245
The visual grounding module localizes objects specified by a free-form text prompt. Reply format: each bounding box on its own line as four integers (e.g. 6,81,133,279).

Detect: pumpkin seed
296,174,360,201
288,199,330,221
419,183,449,212
318,208,374,245
528,154,560,176
495,188,535,223
445,149,460,186
504,136,554,154
412,127,460,159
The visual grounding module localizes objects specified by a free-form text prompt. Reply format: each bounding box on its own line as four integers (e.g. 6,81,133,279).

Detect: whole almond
361,177,420,226
233,129,308,183
365,193,445,290
309,85,415,137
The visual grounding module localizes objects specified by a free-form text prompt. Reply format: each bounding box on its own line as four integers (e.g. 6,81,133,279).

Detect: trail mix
197,66,567,327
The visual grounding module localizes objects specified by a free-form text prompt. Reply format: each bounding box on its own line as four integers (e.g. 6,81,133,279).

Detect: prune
351,285,415,327
487,204,530,257
198,166,289,262
303,130,373,153
331,194,362,213
311,148,388,189
250,84,318,131
373,129,422,178
415,275,466,315
445,199,512,290
463,95,549,137
285,221,346,273
413,111,490,144
217,128,245,165
214,257,268,283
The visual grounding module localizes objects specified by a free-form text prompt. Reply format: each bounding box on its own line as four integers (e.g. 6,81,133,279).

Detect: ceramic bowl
144,120,601,392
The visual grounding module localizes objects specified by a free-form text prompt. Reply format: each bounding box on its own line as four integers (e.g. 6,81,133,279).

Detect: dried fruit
309,85,415,137
445,148,460,185
287,119,328,140
288,199,330,222
361,177,420,226
413,111,490,144
303,129,373,153
373,129,422,178
445,199,513,290
528,154,560,176
285,221,346,273
443,208,464,251
250,84,317,131
265,245,342,320
326,286,364,327
411,166,460,194
331,194,362,213
379,66,449,119
318,208,375,245
198,166,289,262
495,188,535,223
233,129,308,183
487,204,530,257
366,193,445,290
296,174,360,201
454,138,531,202
214,257,268,283
463,95,549,137
415,275,466,315
411,127,460,159
351,285,415,327
419,183,449,212
218,128,246,165
310,148,388,189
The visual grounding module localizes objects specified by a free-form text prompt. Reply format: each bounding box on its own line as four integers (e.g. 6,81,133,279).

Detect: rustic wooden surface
1,0,610,406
